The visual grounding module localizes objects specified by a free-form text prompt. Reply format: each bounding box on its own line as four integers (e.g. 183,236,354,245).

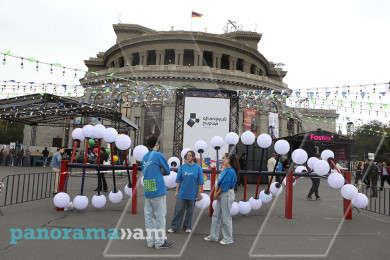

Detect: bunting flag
295,91,299,98
361,92,365,99
367,102,372,108
383,104,388,109
309,92,314,99
337,100,342,105
342,92,346,98
352,101,356,107
326,92,331,97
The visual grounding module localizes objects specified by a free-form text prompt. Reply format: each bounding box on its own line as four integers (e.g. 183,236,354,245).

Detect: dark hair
241,153,246,157
146,136,159,149
224,153,240,175
185,150,197,164
100,147,106,153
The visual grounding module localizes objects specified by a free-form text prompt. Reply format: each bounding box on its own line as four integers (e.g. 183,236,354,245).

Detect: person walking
141,136,173,249
50,147,65,194
42,147,49,167
168,150,204,234
9,145,15,166
267,153,277,183
307,154,322,201
367,160,379,197
379,162,390,190
17,146,24,166
355,162,362,185
24,146,31,167
1,146,6,166
204,153,238,245
94,147,109,192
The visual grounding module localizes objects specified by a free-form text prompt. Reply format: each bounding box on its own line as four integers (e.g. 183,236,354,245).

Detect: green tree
352,121,390,162
0,120,24,144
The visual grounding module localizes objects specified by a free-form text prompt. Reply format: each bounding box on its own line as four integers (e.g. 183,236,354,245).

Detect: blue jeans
170,198,196,231
208,189,234,244
144,195,167,248
43,157,48,166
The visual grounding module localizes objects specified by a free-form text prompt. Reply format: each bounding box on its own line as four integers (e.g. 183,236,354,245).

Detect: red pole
132,163,138,214
84,139,89,164
343,171,352,220
244,175,247,201
209,167,216,217
56,160,69,211
285,170,293,219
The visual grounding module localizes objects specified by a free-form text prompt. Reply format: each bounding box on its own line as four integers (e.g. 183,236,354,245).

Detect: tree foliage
0,120,24,144
352,121,390,162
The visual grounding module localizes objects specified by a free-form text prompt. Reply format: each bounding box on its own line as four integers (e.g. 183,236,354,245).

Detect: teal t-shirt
141,150,171,198
217,167,237,192
176,163,204,200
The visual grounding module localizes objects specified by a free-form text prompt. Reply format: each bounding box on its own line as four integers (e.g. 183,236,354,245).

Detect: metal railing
355,183,390,216
0,172,58,213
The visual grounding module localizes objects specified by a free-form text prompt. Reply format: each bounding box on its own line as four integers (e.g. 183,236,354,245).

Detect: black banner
143,104,162,145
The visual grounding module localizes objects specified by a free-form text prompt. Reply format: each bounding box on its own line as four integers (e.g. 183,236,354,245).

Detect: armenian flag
192,11,203,18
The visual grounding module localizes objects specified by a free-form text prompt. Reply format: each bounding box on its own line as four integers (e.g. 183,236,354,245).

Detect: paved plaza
0,166,389,260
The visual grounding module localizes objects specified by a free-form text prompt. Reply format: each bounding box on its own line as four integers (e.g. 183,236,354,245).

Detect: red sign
244,108,258,137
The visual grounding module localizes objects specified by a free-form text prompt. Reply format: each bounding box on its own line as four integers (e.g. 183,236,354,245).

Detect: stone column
114,59,120,68
228,56,237,70
139,51,148,65
175,49,184,66
125,54,134,66
242,61,251,73
253,66,259,75
156,50,165,65
194,50,203,66
212,53,222,68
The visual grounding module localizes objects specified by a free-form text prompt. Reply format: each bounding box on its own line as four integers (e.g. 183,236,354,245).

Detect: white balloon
210,136,224,149
91,194,106,208
225,132,239,145
238,201,251,215
292,149,308,165
168,157,181,168
195,193,210,209
73,195,88,210
270,182,283,196
321,149,334,161
283,178,297,187
259,190,273,203
115,134,131,150
341,184,358,200
140,176,144,187
257,133,272,148
241,131,255,145
133,145,149,161
230,202,239,216
274,140,290,155
82,125,94,139
307,157,319,169
109,190,123,203
124,184,132,197
103,128,118,143
194,140,207,153
295,166,308,173
181,148,192,160
327,173,345,189
164,171,177,188
53,192,70,208
92,124,106,139
212,200,217,210
72,128,84,141
313,160,330,176
351,193,369,208
249,197,262,210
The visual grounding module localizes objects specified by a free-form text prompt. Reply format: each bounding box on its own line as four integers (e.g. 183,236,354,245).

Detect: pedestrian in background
42,147,49,167
379,162,390,190
50,147,65,194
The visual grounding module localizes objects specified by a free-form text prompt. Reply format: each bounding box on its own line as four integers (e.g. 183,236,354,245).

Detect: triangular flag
352,101,356,107
380,92,386,96
309,92,314,99
324,98,328,102
108,73,115,76
295,91,299,98
383,104,388,109
270,94,274,98
311,98,315,103
28,58,36,62
106,88,110,93
337,100,342,105
361,92,365,99
326,92,331,97
342,92,346,98
367,102,372,108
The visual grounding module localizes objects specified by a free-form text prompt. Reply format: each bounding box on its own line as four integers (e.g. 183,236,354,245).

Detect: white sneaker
185,229,191,233
204,237,217,242
167,228,175,233
219,240,228,245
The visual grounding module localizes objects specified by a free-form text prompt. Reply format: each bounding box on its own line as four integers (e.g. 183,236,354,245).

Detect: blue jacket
50,152,62,170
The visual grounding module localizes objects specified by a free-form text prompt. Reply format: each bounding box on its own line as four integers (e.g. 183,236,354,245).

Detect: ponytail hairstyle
186,150,198,164
225,153,240,175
